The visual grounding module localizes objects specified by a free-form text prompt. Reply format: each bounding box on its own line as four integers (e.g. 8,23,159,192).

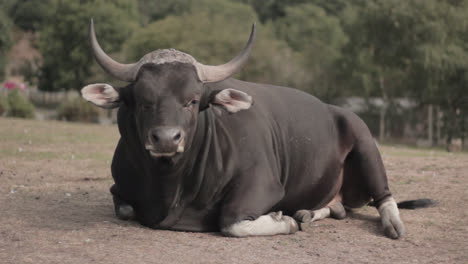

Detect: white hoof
378,197,405,239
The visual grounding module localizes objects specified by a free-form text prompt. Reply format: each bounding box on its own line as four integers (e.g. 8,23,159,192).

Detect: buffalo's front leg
219,165,298,237
110,184,135,220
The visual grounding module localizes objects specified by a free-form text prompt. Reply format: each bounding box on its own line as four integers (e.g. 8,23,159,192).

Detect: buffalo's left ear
210,88,253,113
81,83,120,109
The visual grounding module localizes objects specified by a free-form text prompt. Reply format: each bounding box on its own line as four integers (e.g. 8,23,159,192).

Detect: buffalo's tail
396,199,436,209
368,198,436,209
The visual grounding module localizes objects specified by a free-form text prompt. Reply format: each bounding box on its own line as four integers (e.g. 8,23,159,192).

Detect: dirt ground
0,117,467,264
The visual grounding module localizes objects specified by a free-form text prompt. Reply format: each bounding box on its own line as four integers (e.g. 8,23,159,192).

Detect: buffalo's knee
112,195,135,220
110,185,135,220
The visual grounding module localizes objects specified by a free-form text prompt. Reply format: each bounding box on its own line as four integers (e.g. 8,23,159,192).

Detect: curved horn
89,19,137,82
195,23,256,83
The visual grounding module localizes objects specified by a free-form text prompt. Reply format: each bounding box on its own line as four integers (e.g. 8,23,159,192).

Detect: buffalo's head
81,20,254,162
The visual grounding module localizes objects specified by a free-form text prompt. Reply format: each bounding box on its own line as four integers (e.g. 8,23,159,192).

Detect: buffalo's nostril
149,127,183,149
152,133,159,143
173,131,181,143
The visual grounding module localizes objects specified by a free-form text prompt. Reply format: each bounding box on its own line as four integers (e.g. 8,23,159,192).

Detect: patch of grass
0,117,118,161
0,148,64,160
0,144,113,161
1,120,118,145
379,144,468,157
1,117,465,163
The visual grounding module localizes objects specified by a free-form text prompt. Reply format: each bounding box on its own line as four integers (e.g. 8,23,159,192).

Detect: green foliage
0,9,12,81
0,93,9,115
138,0,192,25
336,0,468,144
7,0,55,31
7,90,35,118
17,58,40,86
38,0,139,92
232,0,306,22
405,1,468,102
126,0,258,63
125,0,302,86
232,0,348,22
339,0,468,98
57,97,99,123
276,4,346,54
274,3,348,101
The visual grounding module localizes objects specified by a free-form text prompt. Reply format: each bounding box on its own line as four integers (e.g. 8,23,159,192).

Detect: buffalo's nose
150,127,183,146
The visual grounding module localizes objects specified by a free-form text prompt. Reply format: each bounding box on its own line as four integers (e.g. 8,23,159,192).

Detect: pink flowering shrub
4,82,16,90
3,81,26,91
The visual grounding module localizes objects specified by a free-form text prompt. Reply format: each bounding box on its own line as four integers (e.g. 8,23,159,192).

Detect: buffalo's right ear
209,88,253,113
81,83,120,109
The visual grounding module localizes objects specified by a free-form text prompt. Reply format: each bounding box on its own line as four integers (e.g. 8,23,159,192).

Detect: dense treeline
0,0,467,148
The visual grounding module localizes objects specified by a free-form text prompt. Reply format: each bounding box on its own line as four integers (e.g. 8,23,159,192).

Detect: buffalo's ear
210,88,253,113
81,83,120,109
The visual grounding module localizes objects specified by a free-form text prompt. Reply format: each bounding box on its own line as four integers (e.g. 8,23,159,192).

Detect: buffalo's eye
185,99,199,108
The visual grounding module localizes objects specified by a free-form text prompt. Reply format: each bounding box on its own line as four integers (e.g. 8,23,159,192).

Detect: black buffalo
82,20,431,239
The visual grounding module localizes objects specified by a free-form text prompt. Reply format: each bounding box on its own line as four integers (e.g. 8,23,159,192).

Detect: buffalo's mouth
149,151,177,158
145,137,185,159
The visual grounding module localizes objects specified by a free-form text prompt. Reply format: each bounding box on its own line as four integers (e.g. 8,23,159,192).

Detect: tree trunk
378,74,387,142
427,104,433,146
445,109,455,152
461,109,466,151
446,132,452,152
379,107,386,142
436,106,442,146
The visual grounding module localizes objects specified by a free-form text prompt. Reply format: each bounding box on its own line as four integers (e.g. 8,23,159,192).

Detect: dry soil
0,118,467,264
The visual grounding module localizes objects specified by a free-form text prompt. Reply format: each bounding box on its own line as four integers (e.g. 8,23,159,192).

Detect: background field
0,117,467,264
3,0,468,149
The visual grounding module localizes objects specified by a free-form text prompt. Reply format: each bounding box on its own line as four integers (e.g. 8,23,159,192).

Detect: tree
338,0,468,147
37,0,139,92
405,0,468,149
232,0,348,23
124,0,303,87
339,0,423,141
274,3,348,102
0,9,12,81
138,0,192,25
232,0,307,23
7,0,55,31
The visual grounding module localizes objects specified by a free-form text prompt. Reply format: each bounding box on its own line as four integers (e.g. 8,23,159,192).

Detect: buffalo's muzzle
147,127,185,157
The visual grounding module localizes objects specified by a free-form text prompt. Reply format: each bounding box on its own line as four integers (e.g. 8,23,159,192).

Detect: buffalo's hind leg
293,201,346,223
110,184,135,221
293,200,347,232
342,138,405,239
